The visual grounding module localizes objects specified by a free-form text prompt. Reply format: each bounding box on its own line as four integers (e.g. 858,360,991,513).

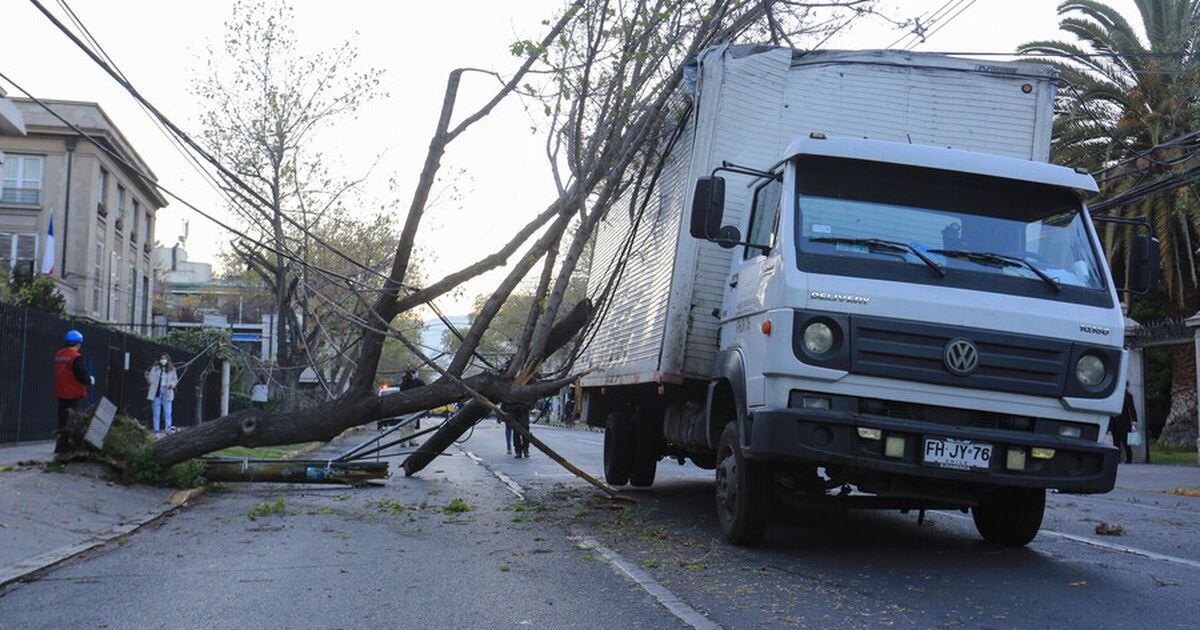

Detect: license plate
923,438,993,471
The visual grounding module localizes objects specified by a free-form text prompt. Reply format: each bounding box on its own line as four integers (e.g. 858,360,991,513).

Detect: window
131,199,141,242
109,251,120,320
0,232,38,271
116,185,126,230
744,177,782,259
129,264,137,325
93,232,105,314
2,155,44,205
143,213,152,250
141,274,149,325
97,168,109,215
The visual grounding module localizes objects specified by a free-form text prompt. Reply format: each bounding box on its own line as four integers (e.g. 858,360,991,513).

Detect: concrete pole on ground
1124,313,1148,463
1188,312,1200,465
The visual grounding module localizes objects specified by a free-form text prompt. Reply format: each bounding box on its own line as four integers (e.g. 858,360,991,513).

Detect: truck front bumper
747,408,1119,494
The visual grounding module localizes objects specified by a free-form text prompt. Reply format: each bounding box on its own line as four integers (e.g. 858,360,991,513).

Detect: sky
0,0,1143,315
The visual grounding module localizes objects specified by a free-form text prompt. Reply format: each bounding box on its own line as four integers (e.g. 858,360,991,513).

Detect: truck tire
714,422,769,545
972,487,1045,547
630,410,660,487
603,411,635,486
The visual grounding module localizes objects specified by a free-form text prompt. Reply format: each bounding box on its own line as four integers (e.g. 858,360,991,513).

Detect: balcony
0,187,40,206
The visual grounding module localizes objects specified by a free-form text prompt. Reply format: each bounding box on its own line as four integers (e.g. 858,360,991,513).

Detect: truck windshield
795,156,1105,292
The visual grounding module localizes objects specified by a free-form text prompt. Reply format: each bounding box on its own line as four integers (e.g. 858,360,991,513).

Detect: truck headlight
803,322,835,355
1075,354,1106,387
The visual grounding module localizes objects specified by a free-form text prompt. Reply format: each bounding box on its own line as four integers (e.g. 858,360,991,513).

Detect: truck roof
784,135,1099,194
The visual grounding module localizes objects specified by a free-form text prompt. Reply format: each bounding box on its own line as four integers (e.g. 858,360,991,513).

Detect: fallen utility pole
202,458,388,486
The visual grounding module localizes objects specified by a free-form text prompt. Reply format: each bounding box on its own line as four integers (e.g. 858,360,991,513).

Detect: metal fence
0,302,220,443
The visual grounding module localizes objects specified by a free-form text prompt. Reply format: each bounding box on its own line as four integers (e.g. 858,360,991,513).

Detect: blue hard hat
65,330,84,344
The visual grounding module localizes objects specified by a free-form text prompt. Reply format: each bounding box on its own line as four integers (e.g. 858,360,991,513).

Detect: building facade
0,96,167,329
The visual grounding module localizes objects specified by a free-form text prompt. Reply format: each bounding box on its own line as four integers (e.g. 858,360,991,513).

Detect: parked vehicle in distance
578,46,1158,546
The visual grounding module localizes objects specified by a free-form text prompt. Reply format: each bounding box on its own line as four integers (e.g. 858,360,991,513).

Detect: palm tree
1019,0,1200,448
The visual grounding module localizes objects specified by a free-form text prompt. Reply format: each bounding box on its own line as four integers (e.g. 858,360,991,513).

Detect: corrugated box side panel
577,104,697,386
780,61,1054,161
673,48,794,378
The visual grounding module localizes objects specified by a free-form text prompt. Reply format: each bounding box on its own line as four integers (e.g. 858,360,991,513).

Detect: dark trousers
55,397,84,454
511,411,531,456
1112,431,1131,464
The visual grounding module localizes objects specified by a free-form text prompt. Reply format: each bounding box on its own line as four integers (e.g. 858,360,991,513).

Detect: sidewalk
0,441,182,586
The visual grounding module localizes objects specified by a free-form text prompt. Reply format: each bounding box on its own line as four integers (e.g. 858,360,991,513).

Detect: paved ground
2,422,1199,628
0,441,176,582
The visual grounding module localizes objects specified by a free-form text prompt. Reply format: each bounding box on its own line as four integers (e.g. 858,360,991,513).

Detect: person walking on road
250,374,269,410
1110,389,1138,464
146,353,178,435
502,402,532,458
53,330,93,454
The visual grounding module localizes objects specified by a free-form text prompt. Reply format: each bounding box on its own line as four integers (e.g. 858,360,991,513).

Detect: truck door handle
729,280,738,288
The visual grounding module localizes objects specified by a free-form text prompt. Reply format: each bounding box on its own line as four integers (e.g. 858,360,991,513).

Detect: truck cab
686,134,1154,545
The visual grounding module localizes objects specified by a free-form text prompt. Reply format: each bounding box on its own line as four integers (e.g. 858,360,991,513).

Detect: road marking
933,510,1200,570
458,448,525,501
571,535,722,630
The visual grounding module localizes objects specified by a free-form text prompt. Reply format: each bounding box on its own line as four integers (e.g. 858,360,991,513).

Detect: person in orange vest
53,330,93,454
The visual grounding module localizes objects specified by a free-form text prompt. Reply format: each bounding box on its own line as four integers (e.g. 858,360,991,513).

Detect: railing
0,187,40,205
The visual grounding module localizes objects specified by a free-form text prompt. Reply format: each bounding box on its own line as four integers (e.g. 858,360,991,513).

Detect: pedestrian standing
1110,389,1138,464
502,402,532,459
398,370,426,445
146,353,179,435
250,374,269,410
53,330,93,454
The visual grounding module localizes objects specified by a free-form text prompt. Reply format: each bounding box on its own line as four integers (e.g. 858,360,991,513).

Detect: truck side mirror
1127,233,1160,294
690,176,726,240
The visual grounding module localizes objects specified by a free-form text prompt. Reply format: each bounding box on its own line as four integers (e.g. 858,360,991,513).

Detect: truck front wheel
972,487,1045,547
714,423,769,545
603,412,635,486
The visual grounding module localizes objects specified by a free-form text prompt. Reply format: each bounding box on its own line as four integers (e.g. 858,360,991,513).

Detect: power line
28,0,484,361
905,0,976,51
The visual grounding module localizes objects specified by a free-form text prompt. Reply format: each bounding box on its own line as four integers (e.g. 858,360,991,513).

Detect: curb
0,485,208,589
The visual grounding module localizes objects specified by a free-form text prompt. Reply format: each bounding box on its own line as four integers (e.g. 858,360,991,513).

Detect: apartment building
0,94,167,328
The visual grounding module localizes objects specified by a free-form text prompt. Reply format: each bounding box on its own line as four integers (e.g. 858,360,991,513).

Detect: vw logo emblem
944,338,979,376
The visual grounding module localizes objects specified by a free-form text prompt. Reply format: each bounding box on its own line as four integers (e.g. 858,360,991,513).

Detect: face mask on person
159,359,167,366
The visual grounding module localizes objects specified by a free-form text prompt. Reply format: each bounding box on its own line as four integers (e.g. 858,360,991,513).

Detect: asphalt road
3,421,1199,629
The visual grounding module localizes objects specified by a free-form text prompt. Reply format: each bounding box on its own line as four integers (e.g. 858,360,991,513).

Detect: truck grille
849,316,1071,397
858,398,1034,432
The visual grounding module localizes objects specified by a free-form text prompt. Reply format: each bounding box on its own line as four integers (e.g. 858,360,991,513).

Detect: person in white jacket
145,353,179,435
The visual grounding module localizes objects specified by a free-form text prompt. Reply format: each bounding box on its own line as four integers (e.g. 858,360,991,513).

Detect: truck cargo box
579,45,1058,388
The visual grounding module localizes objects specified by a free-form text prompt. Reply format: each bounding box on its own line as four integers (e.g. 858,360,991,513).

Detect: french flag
41,209,55,275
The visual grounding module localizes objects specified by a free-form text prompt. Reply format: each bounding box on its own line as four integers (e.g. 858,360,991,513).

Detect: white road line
457,448,525,501
933,510,1200,570
571,535,722,630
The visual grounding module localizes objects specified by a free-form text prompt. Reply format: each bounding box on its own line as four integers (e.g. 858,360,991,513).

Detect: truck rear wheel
603,412,635,486
972,487,1045,547
629,410,660,487
714,422,769,545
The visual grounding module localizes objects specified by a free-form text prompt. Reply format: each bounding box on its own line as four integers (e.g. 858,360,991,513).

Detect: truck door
727,177,783,323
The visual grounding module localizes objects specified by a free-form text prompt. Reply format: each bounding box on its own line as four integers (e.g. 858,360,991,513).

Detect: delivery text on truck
576,46,1159,546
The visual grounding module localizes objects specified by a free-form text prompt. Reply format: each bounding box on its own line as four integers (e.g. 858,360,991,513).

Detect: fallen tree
143,0,877,469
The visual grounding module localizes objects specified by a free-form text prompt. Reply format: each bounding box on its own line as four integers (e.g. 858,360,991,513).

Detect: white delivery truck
578,46,1159,546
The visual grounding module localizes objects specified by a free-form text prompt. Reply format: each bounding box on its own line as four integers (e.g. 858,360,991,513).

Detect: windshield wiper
928,249,1061,292
810,237,945,277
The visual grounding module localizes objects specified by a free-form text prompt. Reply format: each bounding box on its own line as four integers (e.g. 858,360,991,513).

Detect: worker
53,330,92,454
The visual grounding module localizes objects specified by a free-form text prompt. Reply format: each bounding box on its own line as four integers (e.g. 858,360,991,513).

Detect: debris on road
1094,522,1126,536
201,458,388,486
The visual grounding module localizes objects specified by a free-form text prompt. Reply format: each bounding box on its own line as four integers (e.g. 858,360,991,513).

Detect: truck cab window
745,178,782,259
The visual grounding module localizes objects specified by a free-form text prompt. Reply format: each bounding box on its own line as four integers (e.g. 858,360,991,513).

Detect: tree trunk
401,300,593,475
153,300,591,466
1157,343,1198,449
